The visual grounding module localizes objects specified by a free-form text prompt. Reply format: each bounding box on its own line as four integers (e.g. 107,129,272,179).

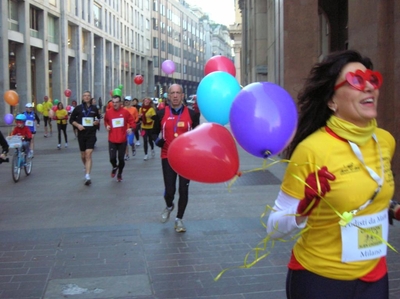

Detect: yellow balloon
36,103,43,113
46,102,53,109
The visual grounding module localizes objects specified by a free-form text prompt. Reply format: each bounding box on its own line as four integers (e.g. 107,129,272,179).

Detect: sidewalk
0,122,400,299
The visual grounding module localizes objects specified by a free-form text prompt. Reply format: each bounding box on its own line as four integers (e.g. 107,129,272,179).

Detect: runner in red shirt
104,91,136,182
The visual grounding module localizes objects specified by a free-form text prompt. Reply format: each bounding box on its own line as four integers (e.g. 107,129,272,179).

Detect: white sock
85,174,90,180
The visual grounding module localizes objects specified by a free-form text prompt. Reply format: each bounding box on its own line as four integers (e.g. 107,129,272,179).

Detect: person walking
104,90,136,182
55,102,68,149
139,97,156,161
123,96,139,159
153,84,199,233
69,91,101,186
132,98,142,146
267,50,395,299
23,103,40,157
69,100,78,138
41,96,53,137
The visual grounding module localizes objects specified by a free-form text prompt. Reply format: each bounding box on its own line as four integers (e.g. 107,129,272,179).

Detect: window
8,0,19,31
48,15,57,44
93,3,102,29
153,56,159,67
153,0,158,11
30,6,40,38
153,37,158,49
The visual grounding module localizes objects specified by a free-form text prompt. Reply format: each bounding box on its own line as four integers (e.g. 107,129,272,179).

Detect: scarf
141,105,153,125
326,115,377,146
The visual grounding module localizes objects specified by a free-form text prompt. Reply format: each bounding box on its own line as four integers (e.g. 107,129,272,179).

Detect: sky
185,0,235,26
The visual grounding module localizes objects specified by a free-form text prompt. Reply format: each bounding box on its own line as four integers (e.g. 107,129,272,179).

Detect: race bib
340,209,388,262
25,120,34,126
112,118,124,128
82,117,93,126
177,121,185,127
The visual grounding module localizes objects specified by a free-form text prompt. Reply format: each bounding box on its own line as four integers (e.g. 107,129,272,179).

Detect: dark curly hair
284,50,374,158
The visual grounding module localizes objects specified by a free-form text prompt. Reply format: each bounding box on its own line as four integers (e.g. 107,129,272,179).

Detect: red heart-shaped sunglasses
334,69,383,91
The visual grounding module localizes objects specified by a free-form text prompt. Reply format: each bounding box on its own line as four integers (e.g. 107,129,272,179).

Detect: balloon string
217,157,398,281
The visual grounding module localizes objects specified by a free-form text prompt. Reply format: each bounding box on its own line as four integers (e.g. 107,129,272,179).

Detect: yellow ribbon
215,157,398,281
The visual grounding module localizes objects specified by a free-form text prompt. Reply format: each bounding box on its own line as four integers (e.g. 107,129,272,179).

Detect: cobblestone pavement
0,123,400,299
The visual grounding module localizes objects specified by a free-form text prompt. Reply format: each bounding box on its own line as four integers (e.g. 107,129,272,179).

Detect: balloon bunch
3,90,19,125
167,55,298,184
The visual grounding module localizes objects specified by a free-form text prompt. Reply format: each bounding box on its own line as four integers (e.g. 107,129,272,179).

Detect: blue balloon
197,71,241,125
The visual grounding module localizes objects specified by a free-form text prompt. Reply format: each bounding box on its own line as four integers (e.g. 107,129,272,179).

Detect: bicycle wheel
24,153,32,175
11,151,21,182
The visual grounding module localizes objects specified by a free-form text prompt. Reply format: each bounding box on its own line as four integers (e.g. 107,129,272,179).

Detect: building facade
238,0,400,197
229,0,243,84
1,0,153,116
151,0,206,98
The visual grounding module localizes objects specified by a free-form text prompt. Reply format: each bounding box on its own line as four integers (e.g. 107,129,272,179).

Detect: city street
1,123,400,299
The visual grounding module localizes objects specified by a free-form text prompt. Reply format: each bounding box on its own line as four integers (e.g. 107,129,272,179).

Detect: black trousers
162,158,190,219
142,128,154,155
286,269,388,299
108,141,127,174
57,123,68,144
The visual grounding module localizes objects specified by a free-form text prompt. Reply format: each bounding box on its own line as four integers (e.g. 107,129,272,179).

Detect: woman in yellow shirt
139,97,156,160
55,102,68,149
267,50,395,299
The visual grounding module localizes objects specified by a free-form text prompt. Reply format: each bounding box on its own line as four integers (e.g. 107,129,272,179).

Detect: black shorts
78,134,96,151
43,116,52,126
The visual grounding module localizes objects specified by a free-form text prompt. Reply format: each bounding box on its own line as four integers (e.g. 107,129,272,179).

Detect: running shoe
65,143,68,148
135,141,141,146
57,144,61,149
111,167,118,178
174,219,186,233
144,154,148,161
151,149,155,157
160,204,174,223
117,174,123,182
84,178,91,186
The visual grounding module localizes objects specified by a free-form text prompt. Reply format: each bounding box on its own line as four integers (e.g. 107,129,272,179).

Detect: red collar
325,126,347,142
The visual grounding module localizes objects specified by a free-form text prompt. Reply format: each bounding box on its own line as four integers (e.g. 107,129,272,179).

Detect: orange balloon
4,90,19,106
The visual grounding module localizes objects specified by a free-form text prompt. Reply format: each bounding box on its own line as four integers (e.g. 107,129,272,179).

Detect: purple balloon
4,113,14,125
229,82,298,158
162,60,175,75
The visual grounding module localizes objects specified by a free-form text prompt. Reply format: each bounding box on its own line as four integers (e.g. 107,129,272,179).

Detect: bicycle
6,135,33,182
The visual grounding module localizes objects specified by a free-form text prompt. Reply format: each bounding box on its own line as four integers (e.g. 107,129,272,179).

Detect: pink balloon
64,89,72,97
66,105,71,111
161,60,175,75
52,105,58,112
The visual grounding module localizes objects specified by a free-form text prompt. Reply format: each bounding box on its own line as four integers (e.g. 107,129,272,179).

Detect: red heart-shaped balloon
167,123,240,183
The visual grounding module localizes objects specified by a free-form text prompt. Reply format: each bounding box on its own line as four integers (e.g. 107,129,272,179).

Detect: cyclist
10,114,32,157
23,103,40,157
